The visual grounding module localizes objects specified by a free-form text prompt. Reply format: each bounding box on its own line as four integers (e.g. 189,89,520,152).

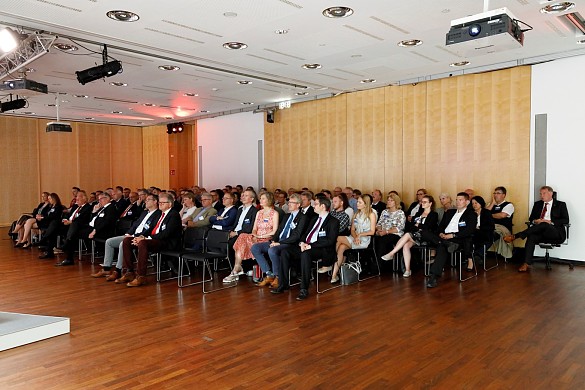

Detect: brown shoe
127,276,146,287
115,271,135,284
106,270,119,282
256,276,275,287
91,269,110,278
518,263,530,272
269,277,280,289
503,234,515,243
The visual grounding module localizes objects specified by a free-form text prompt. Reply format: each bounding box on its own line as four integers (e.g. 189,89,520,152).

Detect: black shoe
296,289,309,301
14,242,25,248
271,285,289,294
55,260,74,267
446,242,459,253
38,252,55,259
426,275,438,288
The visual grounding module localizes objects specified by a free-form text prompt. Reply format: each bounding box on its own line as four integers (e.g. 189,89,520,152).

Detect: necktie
280,214,294,240
152,212,166,235
70,206,80,220
194,207,207,220
540,202,548,219
306,217,322,243
121,203,133,217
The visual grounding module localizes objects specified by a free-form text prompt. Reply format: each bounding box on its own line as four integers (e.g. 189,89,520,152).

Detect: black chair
346,238,379,282
449,239,477,282
530,223,572,270
180,229,232,292
155,227,208,283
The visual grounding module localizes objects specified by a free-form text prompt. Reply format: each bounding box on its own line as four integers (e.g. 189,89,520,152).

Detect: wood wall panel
346,89,386,193
111,126,143,190
77,123,112,192
142,125,169,189
401,84,427,205
0,117,40,225
384,86,404,194
318,95,347,189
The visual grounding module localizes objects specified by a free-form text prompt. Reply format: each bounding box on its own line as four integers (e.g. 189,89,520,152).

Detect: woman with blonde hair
326,195,376,284
374,193,406,261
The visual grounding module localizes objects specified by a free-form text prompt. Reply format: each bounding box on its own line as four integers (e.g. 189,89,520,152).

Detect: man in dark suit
251,193,308,290
279,195,340,300
111,188,130,215
52,190,93,265
426,192,476,288
116,193,182,287
371,189,386,216
92,194,162,279
228,189,259,261
300,191,316,221
504,186,569,272
209,192,238,231
118,191,141,222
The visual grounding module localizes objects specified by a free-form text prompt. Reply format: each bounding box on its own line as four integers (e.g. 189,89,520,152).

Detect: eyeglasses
159,201,171,204
493,192,503,195
202,198,212,202
289,201,300,204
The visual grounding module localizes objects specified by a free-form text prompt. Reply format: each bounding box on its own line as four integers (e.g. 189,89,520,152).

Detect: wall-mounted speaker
267,110,274,123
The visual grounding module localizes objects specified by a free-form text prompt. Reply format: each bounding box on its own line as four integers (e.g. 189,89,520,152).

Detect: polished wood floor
1,228,584,389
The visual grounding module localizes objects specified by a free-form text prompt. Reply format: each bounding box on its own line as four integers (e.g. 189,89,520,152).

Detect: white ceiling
1,0,584,126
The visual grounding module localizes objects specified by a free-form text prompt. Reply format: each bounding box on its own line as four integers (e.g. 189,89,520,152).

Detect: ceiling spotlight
166,122,185,134
578,39,585,44
302,63,322,69
296,92,308,96
223,12,238,18
54,43,78,51
112,111,122,114
0,28,19,53
275,29,289,34
540,2,575,14
110,81,127,87
158,65,180,71
76,44,122,85
237,80,252,85
0,98,27,113
164,116,173,119
398,39,423,47
450,61,470,67
322,7,354,18
106,10,140,22
183,92,198,97
143,103,156,107
74,94,89,98
223,42,248,50
200,110,209,113
85,117,94,120
360,79,376,83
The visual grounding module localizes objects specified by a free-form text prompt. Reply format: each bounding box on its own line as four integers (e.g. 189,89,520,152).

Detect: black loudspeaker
267,110,274,123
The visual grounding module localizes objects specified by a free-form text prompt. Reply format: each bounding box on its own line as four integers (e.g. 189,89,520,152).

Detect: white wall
531,56,585,261
197,111,264,191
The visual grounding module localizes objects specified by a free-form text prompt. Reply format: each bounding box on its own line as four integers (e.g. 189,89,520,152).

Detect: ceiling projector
446,7,524,57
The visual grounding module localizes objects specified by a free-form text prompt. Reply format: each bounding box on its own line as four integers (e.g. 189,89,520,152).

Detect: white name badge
318,231,326,237
99,213,105,217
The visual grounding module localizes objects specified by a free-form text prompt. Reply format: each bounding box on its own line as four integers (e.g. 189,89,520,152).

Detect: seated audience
436,192,454,224
227,189,259,261
14,192,50,247
252,193,308,289
329,194,351,234
382,195,438,277
469,196,496,270
374,193,406,267
224,192,279,283
209,192,238,231
300,191,316,220
405,188,427,230
426,192,476,288
186,193,217,228
279,195,340,300
116,193,182,287
343,186,358,212
504,186,569,272
371,189,386,216
486,186,515,259
327,195,376,284
179,192,198,227
118,191,141,221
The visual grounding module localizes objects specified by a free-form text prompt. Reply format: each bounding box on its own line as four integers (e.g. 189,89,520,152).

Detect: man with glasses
278,195,339,300
371,189,386,216
228,189,258,261
91,195,161,279
116,193,182,287
186,192,217,228
485,186,515,259
251,193,308,290
406,189,427,230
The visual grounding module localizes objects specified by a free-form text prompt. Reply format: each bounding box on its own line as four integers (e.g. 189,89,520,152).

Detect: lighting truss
0,32,57,80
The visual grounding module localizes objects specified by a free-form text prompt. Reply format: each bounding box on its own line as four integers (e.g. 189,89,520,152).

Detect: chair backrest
206,229,230,254
116,219,134,235
183,226,208,248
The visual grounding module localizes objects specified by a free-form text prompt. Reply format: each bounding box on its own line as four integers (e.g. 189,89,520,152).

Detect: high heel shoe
466,259,474,272
14,242,25,248
21,242,32,249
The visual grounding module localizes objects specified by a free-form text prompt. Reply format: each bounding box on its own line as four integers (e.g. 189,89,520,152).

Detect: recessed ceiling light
136,121,143,124
200,110,209,113
223,42,248,50
398,39,423,47
85,117,94,120
46,103,56,107
322,6,354,18
143,103,156,107
164,116,173,119
241,102,254,105
302,63,322,69
110,82,127,87
212,88,219,91
237,80,252,85
296,92,309,96
61,100,69,103
275,29,289,34
360,79,376,83
183,92,198,97
540,2,575,14
223,12,238,18
112,111,122,114
74,94,89,98
106,10,140,22
578,39,585,44
350,54,362,58
54,43,78,51
450,61,470,67
158,65,180,71
23,111,35,115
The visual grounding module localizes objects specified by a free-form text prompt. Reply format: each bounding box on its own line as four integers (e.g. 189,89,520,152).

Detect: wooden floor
1,228,585,389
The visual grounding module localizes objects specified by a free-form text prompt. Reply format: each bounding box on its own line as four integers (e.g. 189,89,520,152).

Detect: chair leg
203,258,237,294
483,245,499,271
457,251,477,282
359,251,381,282
316,259,342,294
